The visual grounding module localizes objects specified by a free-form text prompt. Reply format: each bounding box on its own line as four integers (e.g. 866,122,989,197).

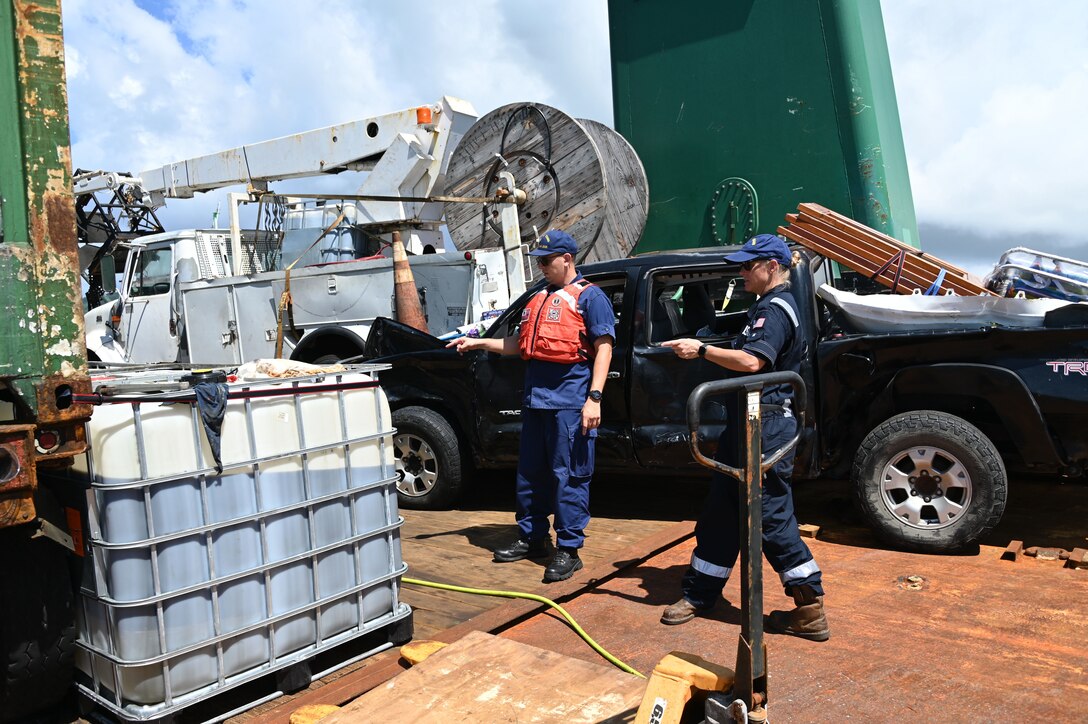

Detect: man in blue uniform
659,234,830,641
448,230,615,582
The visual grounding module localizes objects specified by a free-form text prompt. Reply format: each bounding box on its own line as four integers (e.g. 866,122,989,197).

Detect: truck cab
85,230,235,364
85,226,520,365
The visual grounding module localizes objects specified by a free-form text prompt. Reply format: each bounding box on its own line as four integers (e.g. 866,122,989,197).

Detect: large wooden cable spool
443,103,648,267
578,118,649,263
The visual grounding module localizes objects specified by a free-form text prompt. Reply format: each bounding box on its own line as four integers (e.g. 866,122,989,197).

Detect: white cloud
110,76,145,108
62,0,612,229
62,0,1087,272
882,0,1088,256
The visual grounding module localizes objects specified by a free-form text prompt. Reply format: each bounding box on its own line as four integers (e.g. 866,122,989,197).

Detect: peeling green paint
1,0,88,420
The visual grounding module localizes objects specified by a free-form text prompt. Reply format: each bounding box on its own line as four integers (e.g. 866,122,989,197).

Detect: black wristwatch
697,343,709,358
588,389,603,402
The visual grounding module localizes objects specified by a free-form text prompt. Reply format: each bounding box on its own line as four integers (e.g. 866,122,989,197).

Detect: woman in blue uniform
660,234,829,641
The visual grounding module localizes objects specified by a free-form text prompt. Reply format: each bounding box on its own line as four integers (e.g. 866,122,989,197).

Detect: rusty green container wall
0,0,87,419
609,0,918,251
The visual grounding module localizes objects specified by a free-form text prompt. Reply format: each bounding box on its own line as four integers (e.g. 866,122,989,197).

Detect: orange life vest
518,279,595,363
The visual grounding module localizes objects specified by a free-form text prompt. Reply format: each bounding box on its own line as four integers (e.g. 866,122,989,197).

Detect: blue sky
61,0,1088,276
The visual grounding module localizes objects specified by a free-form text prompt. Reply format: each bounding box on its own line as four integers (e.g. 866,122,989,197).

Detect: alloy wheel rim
394,432,439,497
878,445,973,529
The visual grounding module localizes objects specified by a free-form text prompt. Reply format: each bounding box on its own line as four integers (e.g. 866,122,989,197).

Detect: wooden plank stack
778,203,995,296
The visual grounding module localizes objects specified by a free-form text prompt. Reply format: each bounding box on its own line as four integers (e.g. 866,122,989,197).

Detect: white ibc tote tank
70,365,409,721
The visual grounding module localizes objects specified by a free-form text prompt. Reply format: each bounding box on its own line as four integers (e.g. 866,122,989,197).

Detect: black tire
0,528,78,722
852,410,1007,553
392,406,464,510
313,353,345,365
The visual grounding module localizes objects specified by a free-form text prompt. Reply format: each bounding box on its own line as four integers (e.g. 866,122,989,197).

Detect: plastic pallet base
78,609,413,724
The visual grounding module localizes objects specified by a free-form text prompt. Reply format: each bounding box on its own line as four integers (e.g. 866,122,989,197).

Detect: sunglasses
536,253,563,266
741,259,769,271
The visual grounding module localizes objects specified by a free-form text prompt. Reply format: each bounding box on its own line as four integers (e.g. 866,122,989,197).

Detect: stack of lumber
778,203,995,296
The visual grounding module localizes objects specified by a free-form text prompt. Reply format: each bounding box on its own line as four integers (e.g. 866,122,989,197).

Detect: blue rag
192,382,229,474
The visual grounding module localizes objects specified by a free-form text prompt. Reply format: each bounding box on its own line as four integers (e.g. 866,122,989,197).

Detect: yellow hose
401,576,645,678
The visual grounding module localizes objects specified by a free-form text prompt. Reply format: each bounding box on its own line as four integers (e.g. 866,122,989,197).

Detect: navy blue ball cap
723,233,792,265
529,230,578,256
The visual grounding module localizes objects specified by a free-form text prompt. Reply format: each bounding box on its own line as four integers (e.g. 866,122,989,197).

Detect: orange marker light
416,106,433,125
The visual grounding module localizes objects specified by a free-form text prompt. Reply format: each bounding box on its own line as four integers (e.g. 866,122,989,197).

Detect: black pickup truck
365,248,1088,552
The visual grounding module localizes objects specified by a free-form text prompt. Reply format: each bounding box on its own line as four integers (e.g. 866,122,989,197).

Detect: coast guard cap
529,230,578,256
723,234,792,265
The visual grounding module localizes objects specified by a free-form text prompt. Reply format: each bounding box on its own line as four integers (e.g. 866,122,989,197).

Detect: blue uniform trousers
516,407,595,549
682,413,823,608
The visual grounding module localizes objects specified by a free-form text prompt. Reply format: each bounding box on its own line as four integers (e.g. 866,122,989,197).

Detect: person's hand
581,399,601,434
661,338,701,360
446,336,478,354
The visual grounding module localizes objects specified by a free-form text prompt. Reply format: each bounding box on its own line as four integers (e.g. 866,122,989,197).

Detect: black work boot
766,584,830,641
493,537,553,563
543,547,583,582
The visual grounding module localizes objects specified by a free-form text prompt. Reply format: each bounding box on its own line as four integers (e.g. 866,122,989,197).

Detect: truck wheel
392,406,464,509
0,529,77,722
852,410,1007,553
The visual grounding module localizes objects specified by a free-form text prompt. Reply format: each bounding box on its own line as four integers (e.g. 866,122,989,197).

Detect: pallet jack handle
686,371,807,720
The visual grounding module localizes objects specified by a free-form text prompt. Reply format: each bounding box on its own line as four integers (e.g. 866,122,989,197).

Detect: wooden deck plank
322,632,644,723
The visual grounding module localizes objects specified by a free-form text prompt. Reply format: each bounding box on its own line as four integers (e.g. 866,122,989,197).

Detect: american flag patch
753,317,765,329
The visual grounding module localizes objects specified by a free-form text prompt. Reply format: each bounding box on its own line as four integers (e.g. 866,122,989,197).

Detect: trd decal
1046,360,1088,376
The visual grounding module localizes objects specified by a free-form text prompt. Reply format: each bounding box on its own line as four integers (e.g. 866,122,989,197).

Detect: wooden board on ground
321,631,645,723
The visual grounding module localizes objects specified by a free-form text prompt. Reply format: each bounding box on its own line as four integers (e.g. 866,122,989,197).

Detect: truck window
648,271,754,343
127,248,173,297
593,277,625,326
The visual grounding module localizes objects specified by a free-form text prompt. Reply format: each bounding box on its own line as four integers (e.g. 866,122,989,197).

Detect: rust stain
0,425,40,527
34,372,92,426
15,2,65,57
868,195,889,227
44,189,80,255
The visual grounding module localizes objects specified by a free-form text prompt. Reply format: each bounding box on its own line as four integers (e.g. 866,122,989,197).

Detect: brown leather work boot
766,585,830,641
661,598,703,626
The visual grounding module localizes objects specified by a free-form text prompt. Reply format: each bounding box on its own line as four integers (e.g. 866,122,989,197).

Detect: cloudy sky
62,0,1088,277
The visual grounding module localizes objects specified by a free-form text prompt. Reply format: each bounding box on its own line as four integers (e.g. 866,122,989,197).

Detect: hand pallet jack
637,371,806,724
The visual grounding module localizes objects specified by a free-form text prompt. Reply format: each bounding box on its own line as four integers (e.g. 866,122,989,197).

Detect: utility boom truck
79,97,531,365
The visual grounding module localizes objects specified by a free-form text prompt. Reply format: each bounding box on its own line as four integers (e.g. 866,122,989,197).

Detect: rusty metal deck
245,477,1086,723
502,535,1088,720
